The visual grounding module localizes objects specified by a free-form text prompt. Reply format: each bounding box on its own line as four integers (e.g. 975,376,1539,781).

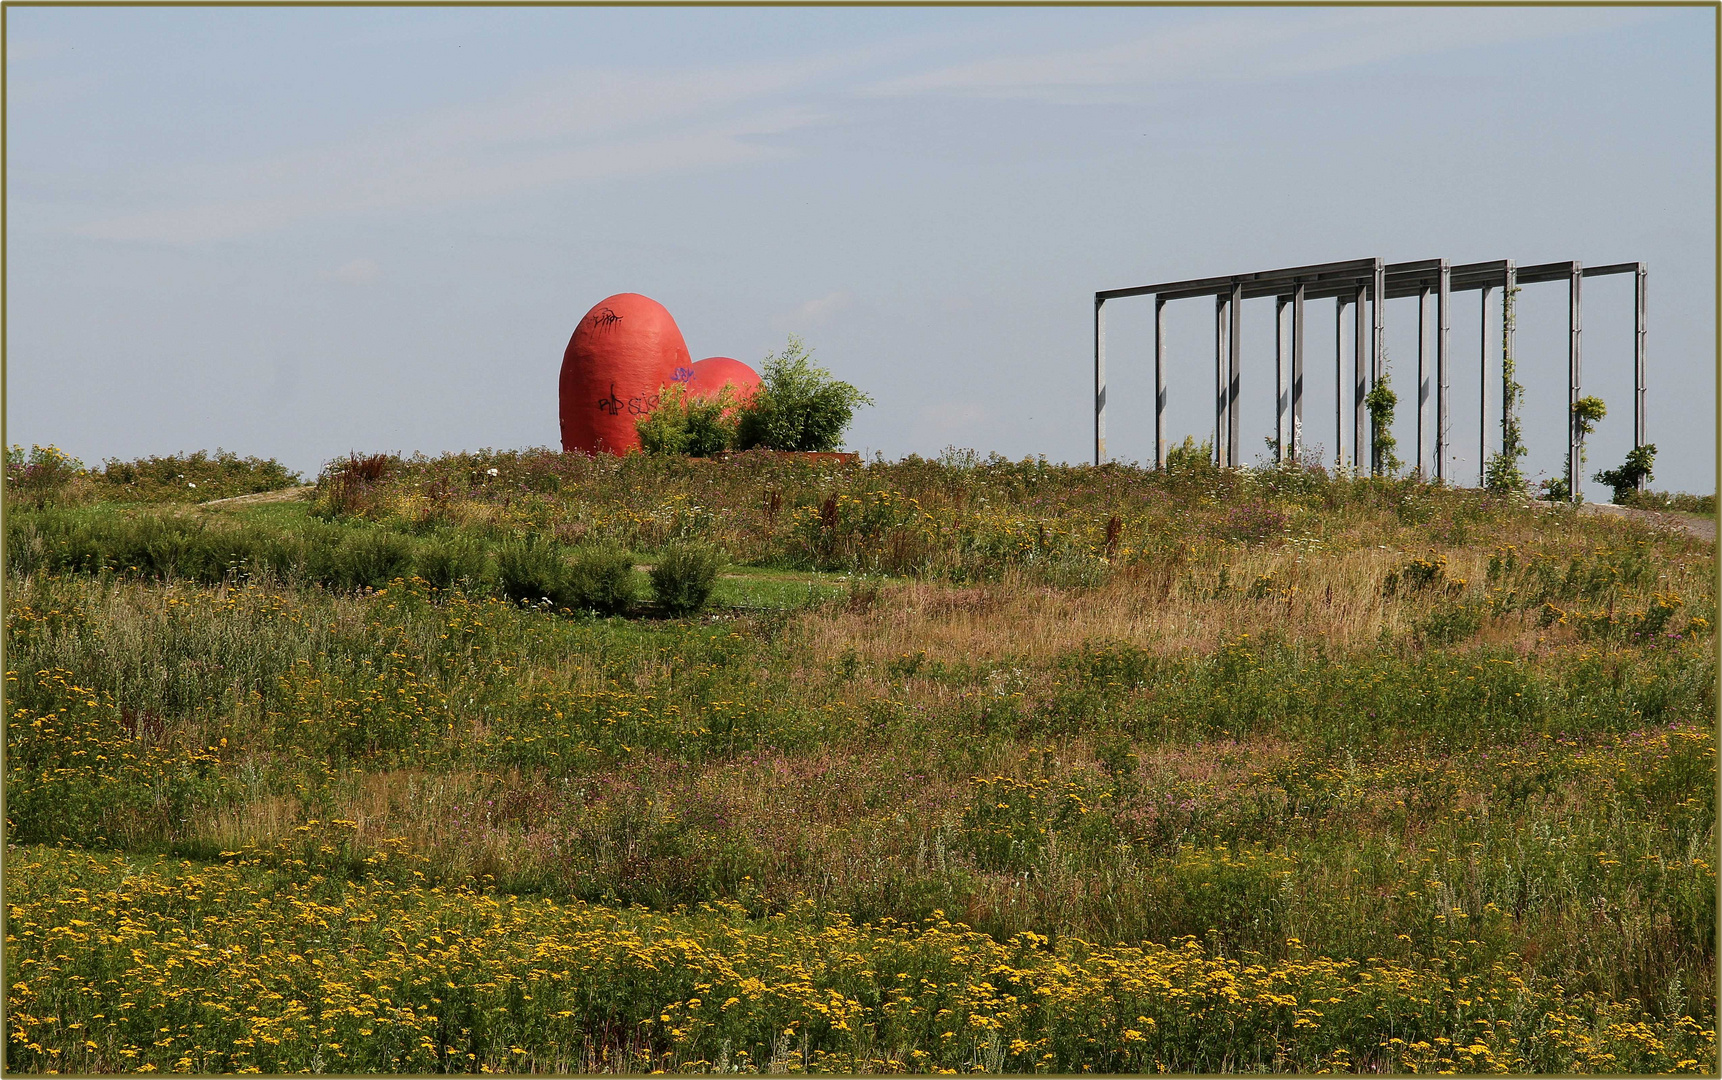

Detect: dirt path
198,485,315,509
1579,501,1716,543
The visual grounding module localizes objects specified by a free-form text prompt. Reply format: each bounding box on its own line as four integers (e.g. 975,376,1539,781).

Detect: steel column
1336,298,1346,471
1154,297,1167,469
1436,262,1450,483
1372,264,1386,475
1635,265,1647,464
1291,283,1306,464
1275,297,1288,462
1217,296,1229,465
1354,283,1367,475
1229,280,1243,468
1479,284,1491,487
1568,264,1583,502
1501,264,1517,479
1417,286,1429,479
1372,265,1387,383
1094,297,1106,465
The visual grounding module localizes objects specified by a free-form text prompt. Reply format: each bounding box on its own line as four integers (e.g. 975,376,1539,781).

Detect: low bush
636,384,739,457
496,536,568,606
92,449,302,503
734,337,872,453
331,528,414,590
310,452,399,520
1595,443,1656,504
415,534,490,591
3,506,655,616
0,509,370,591
636,338,871,456
565,544,637,614
4,444,89,508
4,510,248,580
3,445,304,508
1164,435,1217,473
257,521,347,583
181,527,264,583
651,542,724,615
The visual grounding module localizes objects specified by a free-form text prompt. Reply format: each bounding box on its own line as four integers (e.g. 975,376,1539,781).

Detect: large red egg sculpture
559,293,691,455
687,356,762,404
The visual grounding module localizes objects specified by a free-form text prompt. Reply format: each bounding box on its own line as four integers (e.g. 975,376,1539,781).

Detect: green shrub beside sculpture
638,336,871,456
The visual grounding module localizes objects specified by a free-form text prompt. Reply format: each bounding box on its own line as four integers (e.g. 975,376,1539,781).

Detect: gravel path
198,485,315,508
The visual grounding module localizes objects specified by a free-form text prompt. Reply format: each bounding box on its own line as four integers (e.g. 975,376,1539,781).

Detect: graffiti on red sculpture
558,293,691,455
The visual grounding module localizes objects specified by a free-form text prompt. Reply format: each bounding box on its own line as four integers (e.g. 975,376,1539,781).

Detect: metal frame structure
1093,257,1647,500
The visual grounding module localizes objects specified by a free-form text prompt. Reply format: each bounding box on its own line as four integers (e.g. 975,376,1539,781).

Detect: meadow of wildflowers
3,445,1715,1073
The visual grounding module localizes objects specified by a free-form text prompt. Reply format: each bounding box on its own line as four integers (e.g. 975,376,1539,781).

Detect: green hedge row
4,509,721,617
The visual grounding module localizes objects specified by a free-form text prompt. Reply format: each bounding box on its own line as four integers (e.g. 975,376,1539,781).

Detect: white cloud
56,8,1657,244
769,290,852,333
865,9,1653,103
73,58,839,244
324,258,380,285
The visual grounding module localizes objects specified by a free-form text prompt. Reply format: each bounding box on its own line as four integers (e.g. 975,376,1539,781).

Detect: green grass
3,448,1715,1074
1624,490,1718,516
214,496,319,526
708,565,857,611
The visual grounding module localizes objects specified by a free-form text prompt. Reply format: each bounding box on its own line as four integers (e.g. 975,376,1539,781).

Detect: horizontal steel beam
1516,260,1646,283
1582,261,1643,278
1382,258,1448,274
1097,256,1381,302
1103,257,1636,307
1514,261,1581,285
1165,265,1386,303
1182,271,1485,306
1453,260,1508,279
1293,261,1447,302
1244,261,1423,299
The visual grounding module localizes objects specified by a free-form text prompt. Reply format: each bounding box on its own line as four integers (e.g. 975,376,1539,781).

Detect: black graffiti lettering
589,307,623,330
596,383,625,416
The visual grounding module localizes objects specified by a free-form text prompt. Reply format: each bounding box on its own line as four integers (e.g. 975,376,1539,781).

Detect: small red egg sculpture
558,293,691,455
686,356,762,406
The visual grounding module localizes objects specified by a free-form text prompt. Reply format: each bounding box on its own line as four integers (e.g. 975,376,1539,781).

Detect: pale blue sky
7,6,1715,496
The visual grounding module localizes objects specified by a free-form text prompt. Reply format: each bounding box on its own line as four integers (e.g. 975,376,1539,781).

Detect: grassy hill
4,447,1716,1073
